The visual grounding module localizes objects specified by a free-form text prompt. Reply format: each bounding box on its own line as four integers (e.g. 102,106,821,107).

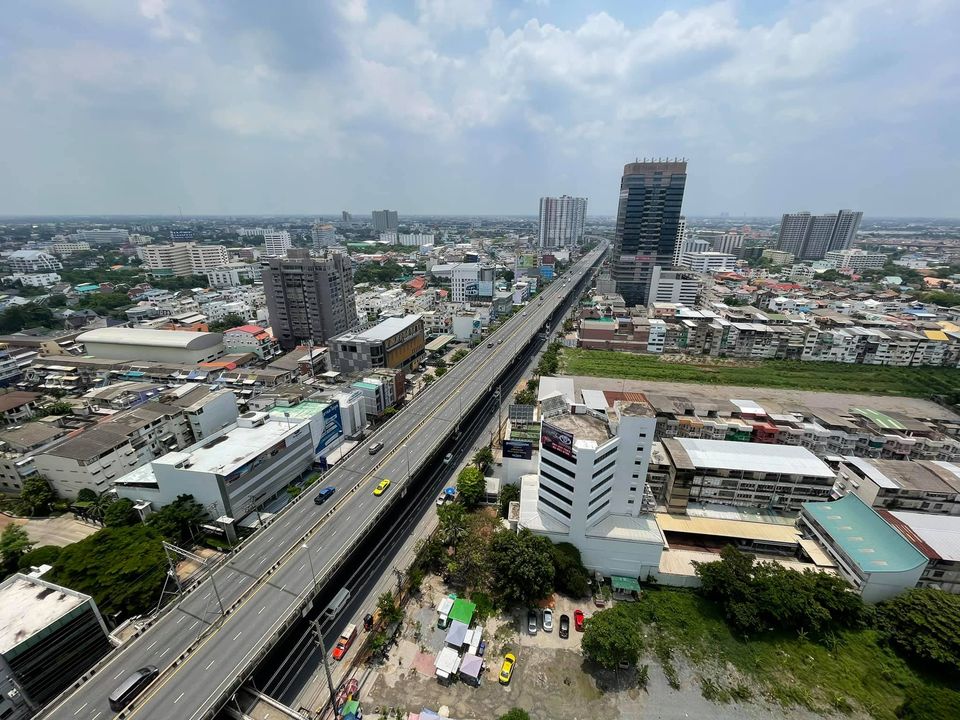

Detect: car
526,609,538,635
559,614,570,639
498,653,516,684
522,311,527,316
542,608,553,633
487,341,494,348
368,442,383,455
373,478,391,496
497,339,503,344
314,486,336,505
574,609,585,632
436,493,447,507
108,666,160,712
443,452,453,464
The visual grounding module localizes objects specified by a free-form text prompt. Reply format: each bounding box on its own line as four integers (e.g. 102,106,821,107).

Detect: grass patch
562,348,960,399
626,588,951,718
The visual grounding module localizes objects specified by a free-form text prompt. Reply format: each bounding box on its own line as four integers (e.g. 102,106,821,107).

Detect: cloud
0,0,957,216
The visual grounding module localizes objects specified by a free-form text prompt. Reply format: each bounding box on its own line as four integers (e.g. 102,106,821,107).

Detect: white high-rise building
312,223,337,248
680,252,738,273
671,216,688,266
264,230,293,257
139,243,228,276
538,196,587,248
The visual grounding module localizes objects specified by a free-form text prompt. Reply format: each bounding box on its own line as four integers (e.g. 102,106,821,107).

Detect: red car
574,609,585,632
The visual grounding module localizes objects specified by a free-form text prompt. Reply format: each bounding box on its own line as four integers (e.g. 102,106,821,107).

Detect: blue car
314,486,336,505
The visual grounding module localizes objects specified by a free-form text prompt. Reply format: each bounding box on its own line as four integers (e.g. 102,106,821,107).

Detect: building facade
611,160,687,306
372,210,399,232
263,230,293,257
262,250,358,350
538,195,587,248
329,315,425,373
776,210,864,260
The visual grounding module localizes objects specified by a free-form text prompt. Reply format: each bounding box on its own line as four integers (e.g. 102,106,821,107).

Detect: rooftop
0,391,40,412
333,315,422,343
153,415,305,476
78,327,223,350
883,510,960,562
655,512,801,545
842,457,960,494
802,494,928,574
548,412,611,446
586,513,665,544
0,423,67,452
664,437,834,477
0,574,90,655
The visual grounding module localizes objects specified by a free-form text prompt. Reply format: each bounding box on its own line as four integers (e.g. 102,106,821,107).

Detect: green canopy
611,575,641,592
448,598,476,625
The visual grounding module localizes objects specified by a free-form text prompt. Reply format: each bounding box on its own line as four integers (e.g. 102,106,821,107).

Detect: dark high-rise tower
262,250,358,351
611,160,687,306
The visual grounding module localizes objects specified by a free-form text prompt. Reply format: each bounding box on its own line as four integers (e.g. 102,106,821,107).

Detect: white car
542,608,554,633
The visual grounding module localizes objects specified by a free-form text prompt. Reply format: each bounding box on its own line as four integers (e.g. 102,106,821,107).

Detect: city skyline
0,1,957,217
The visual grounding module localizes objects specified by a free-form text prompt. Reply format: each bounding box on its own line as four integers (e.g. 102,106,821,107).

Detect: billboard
477,280,494,297
464,281,479,297
503,439,533,460
541,421,574,460
517,254,537,270
539,266,554,281
315,403,344,455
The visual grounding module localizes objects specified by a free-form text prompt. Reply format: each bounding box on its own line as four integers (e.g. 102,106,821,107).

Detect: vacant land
631,588,953,720
562,349,960,398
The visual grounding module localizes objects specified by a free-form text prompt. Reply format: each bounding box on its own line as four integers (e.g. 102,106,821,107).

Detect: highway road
41,244,605,720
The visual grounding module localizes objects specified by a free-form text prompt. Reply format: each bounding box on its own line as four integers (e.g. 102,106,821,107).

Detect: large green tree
551,542,591,598
581,604,643,669
472,446,494,473
103,498,139,527
19,476,56,516
146,494,208,545
0,524,33,574
498,483,521,518
51,525,167,619
489,528,554,606
456,466,485,508
877,588,960,674
17,544,61,571
208,313,247,333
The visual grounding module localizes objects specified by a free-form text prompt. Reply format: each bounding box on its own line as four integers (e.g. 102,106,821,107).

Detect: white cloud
416,0,492,29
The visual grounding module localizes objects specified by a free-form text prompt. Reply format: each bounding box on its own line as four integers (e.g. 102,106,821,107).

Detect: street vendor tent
459,653,483,686
445,620,469,648
448,598,476,625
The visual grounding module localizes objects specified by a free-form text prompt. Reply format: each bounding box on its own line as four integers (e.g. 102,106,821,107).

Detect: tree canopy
17,544,61,571
19,476,57,516
208,313,247,333
146,494,208,545
455,466,485,508
489,528,554,606
103,498,139,527
877,588,960,675
551,542,591,598
581,604,644,669
498,483,521,518
0,524,33,575
498,710,530,720
694,545,863,636
51,525,167,619
473,445,494,473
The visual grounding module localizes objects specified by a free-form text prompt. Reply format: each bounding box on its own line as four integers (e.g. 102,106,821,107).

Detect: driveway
0,513,100,547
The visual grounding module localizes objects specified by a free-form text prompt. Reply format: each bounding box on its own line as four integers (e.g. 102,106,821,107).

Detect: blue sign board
315,403,344,454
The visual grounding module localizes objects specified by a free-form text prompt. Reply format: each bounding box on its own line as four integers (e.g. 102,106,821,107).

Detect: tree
451,349,468,363
76,488,98,504
377,591,402,623
17,544,61,570
877,588,960,674
551,542,591,598
581,605,643,669
434,358,447,370
208,313,247,333
498,483,521,518
103,498,139,527
19,476,56,516
473,446,494,473
0,524,33,574
498,710,530,720
422,372,436,387
435,366,448,378
456,466,485,508
146,494,208,545
51,525,166,619
489,528,554,606
35,401,74,418
437,502,468,546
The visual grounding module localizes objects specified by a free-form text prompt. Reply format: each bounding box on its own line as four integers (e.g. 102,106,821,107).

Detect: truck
332,623,357,661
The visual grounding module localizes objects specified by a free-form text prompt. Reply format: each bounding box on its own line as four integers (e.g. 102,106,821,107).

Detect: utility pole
309,619,339,718
495,385,503,447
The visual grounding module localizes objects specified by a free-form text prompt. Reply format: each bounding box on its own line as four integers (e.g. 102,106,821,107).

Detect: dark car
559,614,570,639
526,609,538,635
363,613,374,631
314,486,336,505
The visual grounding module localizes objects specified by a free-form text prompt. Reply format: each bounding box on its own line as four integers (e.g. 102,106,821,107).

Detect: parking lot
361,576,835,720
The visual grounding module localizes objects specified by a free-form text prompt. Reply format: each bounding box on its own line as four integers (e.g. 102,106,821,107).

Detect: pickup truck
332,623,357,661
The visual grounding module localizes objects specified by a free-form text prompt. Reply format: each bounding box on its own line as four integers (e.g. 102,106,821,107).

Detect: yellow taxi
498,652,516,684
373,478,391,496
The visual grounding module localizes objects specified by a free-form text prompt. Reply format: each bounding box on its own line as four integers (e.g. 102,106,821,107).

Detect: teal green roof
352,381,378,390
448,598,475,625
802,495,927,574
274,401,329,419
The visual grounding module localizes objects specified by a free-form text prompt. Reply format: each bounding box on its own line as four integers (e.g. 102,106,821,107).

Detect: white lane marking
159,647,170,657
298,564,305,572
176,615,184,624
280,585,286,592
174,692,185,704
205,659,216,670
146,640,157,650
114,669,126,679
258,606,266,615
258,557,267,565
190,621,199,630
91,712,102,720
233,631,243,640
344,515,351,523
73,702,87,715
238,577,244,584
203,592,210,600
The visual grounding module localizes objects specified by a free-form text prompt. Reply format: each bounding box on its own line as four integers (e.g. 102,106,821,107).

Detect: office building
138,242,229,277
648,267,702,306
205,263,261,288
341,211,353,223
761,249,795,265
800,494,927,603
372,210,399,233
671,216,687,267
262,250,358,350
263,230,293,257
518,398,665,577
116,404,344,520
824,249,886,271
711,233,744,255
429,263,495,303
0,574,111,718
329,315,425,373
835,457,960,516
47,239,90,256
612,160,687,306
538,195,587,248
312,223,337,248
75,228,129,244
77,327,225,364
679,252,737,273
656,438,835,513
776,210,863,260
6,251,62,273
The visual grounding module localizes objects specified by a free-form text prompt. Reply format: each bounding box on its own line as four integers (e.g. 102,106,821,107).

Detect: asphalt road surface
41,245,605,720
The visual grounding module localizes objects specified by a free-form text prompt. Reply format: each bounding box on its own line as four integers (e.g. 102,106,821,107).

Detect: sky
1,0,958,217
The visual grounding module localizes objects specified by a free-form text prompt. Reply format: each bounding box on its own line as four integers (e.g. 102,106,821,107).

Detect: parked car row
526,608,586,636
